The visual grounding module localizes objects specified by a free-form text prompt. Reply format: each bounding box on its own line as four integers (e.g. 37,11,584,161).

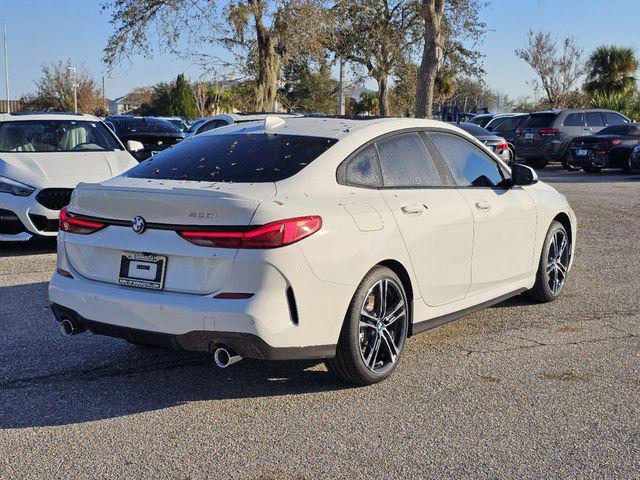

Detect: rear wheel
526,221,571,303
582,164,602,173
326,266,408,385
562,153,580,171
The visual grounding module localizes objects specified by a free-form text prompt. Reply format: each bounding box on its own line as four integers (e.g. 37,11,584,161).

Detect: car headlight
0,176,35,196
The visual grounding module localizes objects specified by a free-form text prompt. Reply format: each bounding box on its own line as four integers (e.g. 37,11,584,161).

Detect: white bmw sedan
49,116,576,385
0,112,137,241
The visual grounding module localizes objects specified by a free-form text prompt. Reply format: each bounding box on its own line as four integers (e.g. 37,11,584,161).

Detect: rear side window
127,133,337,182
522,113,558,128
343,145,383,187
586,112,605,126
563,113,585,126
604,112,627,126
428,132,504,188
457,123,491,136
376,133,442,187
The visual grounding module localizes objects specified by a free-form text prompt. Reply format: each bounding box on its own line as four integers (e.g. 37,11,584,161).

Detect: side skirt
410,288,527,336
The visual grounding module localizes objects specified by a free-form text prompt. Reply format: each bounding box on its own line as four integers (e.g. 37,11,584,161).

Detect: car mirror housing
511,163,538,186
126,140,144,152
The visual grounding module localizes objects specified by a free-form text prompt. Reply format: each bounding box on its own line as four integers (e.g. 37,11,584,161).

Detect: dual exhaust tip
59,318,85,337
213,346,242,368
59,319,242,368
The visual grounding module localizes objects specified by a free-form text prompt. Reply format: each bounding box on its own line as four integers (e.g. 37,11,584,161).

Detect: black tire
530,160,548,170
562,153,580,171
622,156,632,173
325,266,409,386
526,221,571,303
582,165,601,173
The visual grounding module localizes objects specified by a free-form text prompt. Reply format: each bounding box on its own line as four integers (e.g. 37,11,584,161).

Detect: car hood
0,151,137,188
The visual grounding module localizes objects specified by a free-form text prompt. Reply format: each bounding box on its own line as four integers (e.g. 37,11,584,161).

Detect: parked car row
470,108,640,174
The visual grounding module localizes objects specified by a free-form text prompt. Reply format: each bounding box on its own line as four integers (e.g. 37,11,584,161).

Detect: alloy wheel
546,230,570,296
358,278,407,374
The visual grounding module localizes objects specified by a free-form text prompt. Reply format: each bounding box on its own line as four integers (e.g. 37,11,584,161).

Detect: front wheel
526,221,571,303
562,154,580,171
326,266,408,385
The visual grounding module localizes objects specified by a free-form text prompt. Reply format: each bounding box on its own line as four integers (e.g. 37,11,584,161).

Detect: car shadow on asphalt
0,237,57,257
0,282,353,429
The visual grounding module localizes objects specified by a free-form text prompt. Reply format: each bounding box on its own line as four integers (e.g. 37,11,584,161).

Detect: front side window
127,133,338,182
0,120,123,152
376,133,442,187
604,112,627,126
428,132,504,188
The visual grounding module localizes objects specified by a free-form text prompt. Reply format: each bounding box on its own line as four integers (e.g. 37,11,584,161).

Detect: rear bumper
50,303,335,360
516,141,565,161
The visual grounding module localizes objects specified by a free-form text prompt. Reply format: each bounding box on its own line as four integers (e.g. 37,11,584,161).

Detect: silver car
452,122,512,163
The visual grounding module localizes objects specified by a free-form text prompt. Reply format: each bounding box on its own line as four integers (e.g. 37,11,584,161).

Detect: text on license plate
524,133,535,140
574,149,589,157
118,252,167,290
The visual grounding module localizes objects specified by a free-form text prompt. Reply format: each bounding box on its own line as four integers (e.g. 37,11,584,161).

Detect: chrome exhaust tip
59,318,84,337
213,346,242,368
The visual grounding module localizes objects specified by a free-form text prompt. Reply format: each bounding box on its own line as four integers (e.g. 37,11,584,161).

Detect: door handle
401,203,424,215
474,200,491,211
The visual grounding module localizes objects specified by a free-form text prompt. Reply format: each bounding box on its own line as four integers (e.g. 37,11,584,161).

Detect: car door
561,112,587,138
585,111,606,134
427,130,537,296
376,132,474,306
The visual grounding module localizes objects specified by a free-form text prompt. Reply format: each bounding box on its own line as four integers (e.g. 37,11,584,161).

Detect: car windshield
599,125,640,135
126,133,338,182
0,120,123,152
110,117,182,135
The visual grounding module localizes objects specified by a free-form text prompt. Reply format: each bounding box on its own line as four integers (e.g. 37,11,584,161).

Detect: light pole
67,66,77,113
3,19,9,114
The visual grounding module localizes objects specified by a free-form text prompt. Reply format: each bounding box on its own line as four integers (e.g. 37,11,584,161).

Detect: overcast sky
2,0,640,104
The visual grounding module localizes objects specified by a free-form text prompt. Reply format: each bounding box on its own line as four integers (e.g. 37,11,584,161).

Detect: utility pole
338,57,345,115
102,76,106,113
3,19,9,114
67,66,77,113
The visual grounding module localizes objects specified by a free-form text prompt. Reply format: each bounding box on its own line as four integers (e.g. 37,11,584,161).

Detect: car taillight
496,141,508,151
178,216,322,249
611,139,622,145
538,128,560,136
59,207,106,235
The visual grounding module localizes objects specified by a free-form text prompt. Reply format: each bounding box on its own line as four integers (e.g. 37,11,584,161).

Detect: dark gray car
514,109,630,169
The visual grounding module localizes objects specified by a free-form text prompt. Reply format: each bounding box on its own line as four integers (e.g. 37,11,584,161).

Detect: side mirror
511,163,538,186
126,140,144,152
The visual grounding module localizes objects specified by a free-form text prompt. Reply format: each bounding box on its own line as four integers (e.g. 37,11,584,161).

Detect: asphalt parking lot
0,167,638,479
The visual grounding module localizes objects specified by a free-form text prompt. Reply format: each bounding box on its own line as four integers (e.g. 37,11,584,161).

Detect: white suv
0,112,138,241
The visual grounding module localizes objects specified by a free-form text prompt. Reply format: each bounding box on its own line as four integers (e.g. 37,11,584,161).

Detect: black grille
36,188,73,210
29,214,59,232
0,209,26,235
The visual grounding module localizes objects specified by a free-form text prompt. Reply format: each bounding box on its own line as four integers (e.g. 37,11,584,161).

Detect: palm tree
585,46,638,96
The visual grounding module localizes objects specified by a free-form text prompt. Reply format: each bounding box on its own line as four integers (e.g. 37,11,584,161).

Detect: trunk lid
64,177,276,295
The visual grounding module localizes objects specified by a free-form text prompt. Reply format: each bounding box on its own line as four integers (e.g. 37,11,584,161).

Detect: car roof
201,115,473,142
0,112,100,122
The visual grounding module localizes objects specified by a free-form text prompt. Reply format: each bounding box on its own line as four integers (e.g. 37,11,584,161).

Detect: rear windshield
599,125,640,135
126,133,338,182
0,120,123,152
469,116,493,127
109,117,182,136
521,113,558,128
456,123,492,136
